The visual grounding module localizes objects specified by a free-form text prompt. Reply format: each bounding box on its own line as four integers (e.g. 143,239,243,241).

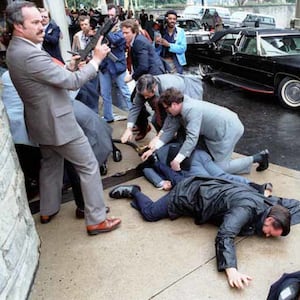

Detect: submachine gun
69,17,118,64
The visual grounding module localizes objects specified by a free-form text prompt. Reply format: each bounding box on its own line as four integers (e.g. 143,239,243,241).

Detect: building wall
0,96,40,299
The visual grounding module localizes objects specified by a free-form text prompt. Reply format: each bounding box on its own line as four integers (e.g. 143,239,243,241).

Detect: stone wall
0,96,40,299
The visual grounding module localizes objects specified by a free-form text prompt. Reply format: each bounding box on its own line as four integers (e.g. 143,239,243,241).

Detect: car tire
278,77,300,109
198,63,213,78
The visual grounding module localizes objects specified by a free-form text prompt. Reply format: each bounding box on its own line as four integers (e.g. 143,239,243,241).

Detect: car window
239,37,258,55
245,14,257,21
217,33,239,50
177,20,201,31
204,9,215,17
261,35,300,56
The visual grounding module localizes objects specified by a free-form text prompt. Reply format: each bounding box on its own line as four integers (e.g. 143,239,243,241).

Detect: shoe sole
87,224,120,235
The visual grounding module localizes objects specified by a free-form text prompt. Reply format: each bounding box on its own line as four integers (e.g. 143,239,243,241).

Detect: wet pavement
186,64,300,171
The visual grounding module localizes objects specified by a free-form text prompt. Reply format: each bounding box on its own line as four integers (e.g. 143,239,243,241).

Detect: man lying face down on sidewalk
109,172,300,289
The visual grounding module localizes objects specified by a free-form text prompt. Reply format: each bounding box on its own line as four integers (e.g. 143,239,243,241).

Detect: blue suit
131,34,165,81
43,21,64,63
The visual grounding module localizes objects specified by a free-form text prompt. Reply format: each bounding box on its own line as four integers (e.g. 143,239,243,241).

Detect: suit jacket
7,37,97,146
131,34,164,81
1,70,36,146
43,21,64,63
160,96,243,160
73,100,112,165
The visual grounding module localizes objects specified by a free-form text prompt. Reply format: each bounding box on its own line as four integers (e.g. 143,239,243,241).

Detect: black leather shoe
113,148,122,162
100,163,108,176
256,149,269,172
109,185,141,199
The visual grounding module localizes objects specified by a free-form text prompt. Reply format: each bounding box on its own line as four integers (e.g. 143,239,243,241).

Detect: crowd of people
2,1,300,292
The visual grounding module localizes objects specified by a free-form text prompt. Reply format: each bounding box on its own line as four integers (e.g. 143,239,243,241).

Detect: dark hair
165,10,177,18
6,1,36,34
108,4,117,13
267,205,291,236
159,87,184,107
121,19,139,34
136,74,156,94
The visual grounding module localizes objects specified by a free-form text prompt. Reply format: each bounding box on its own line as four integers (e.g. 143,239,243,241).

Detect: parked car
155,17,211,51
229,11,276,28
183,6,231,29
191,27,300,109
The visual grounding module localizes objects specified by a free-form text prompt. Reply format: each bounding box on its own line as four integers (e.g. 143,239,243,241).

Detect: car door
231,35,275,86
210,32,241,73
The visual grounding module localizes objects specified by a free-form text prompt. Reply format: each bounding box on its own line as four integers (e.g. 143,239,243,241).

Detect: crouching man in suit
6,1,121,235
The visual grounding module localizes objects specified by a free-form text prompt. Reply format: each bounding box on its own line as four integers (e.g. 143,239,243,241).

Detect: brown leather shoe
40,211,59,224
87,217,121,235
76,206,110,219
135,124,151,141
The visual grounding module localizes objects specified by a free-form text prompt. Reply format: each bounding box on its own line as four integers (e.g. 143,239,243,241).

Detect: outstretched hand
141,149,154,161
170,159,181,171
121,128,133,143
148,136,160,150
225,268,253,289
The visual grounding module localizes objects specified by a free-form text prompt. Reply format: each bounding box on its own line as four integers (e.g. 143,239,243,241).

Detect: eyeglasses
41,16,49,19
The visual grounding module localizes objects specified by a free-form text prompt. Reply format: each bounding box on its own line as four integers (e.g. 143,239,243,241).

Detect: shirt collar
15,36,43,50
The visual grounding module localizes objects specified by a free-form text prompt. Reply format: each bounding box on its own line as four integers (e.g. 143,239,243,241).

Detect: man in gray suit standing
5,1,121,235
142,88,269,175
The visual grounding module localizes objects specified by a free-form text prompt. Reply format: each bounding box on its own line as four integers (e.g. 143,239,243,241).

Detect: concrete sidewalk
29,119,300,300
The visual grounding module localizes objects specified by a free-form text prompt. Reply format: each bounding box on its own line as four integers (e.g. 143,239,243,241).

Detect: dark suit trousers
132,190,169,222
39,134,106,225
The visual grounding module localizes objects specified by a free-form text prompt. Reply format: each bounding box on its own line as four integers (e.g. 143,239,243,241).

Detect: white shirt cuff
175,153,185,163
127,122,134,128
155,139,164,150
89,59,99,71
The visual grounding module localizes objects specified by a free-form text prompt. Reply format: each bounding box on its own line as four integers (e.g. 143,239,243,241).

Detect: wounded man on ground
109,175,300,289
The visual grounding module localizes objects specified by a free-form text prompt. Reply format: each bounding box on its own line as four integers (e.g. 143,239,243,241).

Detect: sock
131,186,141,196
253,153,263,163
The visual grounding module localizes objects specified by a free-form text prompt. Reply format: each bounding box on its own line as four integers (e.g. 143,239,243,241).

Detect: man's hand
141,149,154,161
121,128,133,143
225,268,252,289
93,36,111,64
67,54,81,71
148,136,160,150
156,37,170,47
170,159,181,171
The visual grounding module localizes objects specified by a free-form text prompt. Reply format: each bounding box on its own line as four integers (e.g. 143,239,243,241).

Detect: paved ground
29,105,300,300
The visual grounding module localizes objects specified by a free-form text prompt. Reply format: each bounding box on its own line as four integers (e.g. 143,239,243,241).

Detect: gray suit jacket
127,74,203,126
73,100,112,165
160,96,244,161
7,37,97,146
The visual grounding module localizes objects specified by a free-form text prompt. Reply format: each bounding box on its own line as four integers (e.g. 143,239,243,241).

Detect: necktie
151,97,163,128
